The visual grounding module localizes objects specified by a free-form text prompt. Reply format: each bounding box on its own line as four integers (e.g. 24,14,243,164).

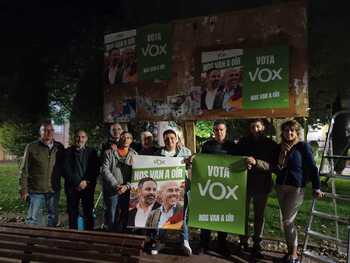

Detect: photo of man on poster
145,180,184,229
128,177,161,228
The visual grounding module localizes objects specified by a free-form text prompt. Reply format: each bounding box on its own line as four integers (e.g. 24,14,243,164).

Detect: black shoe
252,243,262,257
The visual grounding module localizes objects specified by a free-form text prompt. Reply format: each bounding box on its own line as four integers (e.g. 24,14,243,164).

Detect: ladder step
322,192,350,201
324,155,350,160
311,210,350,224
302,250,337,263
319,173,350,180
307,230,347,247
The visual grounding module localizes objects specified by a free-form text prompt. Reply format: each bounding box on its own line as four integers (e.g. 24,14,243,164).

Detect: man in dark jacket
238,119,278,255
199,121,239,255
19,121,65,227
64,130,99,230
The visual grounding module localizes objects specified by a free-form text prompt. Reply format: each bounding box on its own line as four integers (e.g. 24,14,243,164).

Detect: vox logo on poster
243,46,289,109
189,154,247,235
137,24,172,80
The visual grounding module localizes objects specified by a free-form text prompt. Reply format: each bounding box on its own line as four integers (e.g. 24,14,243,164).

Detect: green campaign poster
189,154,247,234
137,24,172,80
242,46,289,109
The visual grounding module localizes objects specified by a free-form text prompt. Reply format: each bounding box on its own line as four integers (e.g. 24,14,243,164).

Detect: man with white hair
19,120,65,226
138,131,158,155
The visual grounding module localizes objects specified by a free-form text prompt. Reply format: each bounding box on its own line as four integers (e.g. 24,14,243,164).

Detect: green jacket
19,140,65,194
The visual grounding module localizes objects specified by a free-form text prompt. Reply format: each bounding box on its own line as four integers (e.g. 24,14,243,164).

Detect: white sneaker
183,240,192,256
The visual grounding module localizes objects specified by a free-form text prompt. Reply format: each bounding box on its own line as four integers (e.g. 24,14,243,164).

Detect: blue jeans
104,194,119,231
26,192,60,227
183,190,189,241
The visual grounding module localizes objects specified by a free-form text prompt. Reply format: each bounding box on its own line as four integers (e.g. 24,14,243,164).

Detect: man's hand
246,156,256,170
20,192,29,202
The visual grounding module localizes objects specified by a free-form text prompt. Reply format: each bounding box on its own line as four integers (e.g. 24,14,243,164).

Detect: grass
1,162,349,242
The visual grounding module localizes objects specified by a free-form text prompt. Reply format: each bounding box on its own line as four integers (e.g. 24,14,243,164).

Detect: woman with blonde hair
275,120,323,263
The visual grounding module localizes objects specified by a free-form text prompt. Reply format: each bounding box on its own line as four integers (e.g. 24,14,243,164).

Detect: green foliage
195,121,213,139
0,122,37,157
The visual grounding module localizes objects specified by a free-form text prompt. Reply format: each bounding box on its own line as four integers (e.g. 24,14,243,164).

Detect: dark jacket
200,89,224,110
237,135,279,195
274,142,320,189
201,139,238,155
20,140,64,194
63,146,99,189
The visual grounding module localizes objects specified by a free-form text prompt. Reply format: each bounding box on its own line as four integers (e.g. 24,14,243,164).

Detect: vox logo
198,180,238,200
248,67,283,83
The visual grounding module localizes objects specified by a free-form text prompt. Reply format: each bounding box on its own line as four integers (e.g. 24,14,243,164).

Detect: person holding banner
199,121,238,255
272,120,323,263
101,131,137,232
238,119,278,256
148,128,193,256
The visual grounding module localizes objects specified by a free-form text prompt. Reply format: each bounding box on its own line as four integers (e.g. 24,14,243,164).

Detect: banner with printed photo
129,155,186,230
137,24,172,80
104,29,137,86
200,49,244,113
189,154,247,235
242,46,289,109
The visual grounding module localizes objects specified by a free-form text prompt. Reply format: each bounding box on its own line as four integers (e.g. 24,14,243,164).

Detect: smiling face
161,181,180,210
119,132,133,148
110,123,123,140
163,132,178,151
139,180,157,206
224,68,241,90
282,126,299,142
207,69,221,90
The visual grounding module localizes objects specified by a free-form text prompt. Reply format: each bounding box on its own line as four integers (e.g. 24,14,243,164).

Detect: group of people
19,118,323,263
201,67,243,112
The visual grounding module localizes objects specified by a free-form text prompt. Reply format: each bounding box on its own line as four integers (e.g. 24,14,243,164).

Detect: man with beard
128,177,160,227
201,68,224,110
145,181,183,228
105,48,123,85
238,119,278,256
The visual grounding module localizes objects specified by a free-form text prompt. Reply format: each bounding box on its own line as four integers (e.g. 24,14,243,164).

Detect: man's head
163,129,178,152
206,68,221,90
109,48,121,67
213,121,227,143
39,121,54,143
141,131,153,149
249,119,265,138
75,130,88,149
110,122,123,140
119,131,133,148
138,177,157,206
223,68,241,91
123,47,135,64
160,181,180,210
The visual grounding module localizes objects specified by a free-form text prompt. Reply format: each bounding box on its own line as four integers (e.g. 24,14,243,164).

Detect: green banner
137,24,172,80
242,46,289,109
189,154,247,234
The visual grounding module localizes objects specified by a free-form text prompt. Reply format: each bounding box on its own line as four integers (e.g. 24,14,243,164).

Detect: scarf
278,138,299,169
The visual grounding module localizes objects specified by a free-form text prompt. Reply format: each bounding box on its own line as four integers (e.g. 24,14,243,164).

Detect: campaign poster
200,49,244,112
129,155,186,230
242,46,289,109
104,29,137,86
189,154,247,235
137,24,172,80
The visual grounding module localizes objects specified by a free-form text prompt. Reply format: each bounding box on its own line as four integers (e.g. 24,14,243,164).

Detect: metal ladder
302,111,350,263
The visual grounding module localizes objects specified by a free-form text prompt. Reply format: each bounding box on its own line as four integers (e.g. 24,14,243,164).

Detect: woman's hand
314,189,324,198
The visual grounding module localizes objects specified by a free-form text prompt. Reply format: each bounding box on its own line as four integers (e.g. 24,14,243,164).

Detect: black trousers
66,186,95,230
